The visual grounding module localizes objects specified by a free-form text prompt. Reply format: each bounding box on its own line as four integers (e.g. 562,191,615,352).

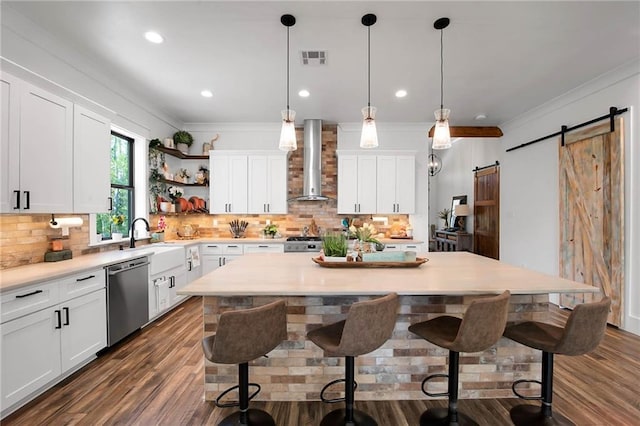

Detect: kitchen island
179,252,599,401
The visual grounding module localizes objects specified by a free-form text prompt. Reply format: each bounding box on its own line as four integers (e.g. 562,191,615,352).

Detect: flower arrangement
111,214,126,226
157,216,167,232
263,224,279,238
168,186,183,202
438,208,451,228
349,222,379,244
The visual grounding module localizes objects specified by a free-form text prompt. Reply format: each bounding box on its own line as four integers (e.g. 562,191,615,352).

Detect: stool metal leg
320,356,378,426
420,351,478,426
510,352,575,426
219,362,276,426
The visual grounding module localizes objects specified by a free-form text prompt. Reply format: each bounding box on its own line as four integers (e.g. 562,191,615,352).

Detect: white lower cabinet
201,243,243,275
243,244,284,254
1,286,106,414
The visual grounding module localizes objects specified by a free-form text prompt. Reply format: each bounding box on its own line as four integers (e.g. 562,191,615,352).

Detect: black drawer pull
55,310,62,329
16,289,43,299
13,190,20,209
63,307,70,326
76,275,96,282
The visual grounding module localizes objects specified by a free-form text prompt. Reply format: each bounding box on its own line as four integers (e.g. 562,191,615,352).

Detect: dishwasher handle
107,259,150,276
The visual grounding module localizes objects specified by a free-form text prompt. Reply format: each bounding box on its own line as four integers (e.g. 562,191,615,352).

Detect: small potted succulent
262,224,279,239
173,130,194,154
321,233,348,261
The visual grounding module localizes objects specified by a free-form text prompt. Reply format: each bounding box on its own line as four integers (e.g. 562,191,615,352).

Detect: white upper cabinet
247,154,288,214
337,153,377,214
376,155,416,214
1,72,73,213
209,153,248,214
73,105,111,213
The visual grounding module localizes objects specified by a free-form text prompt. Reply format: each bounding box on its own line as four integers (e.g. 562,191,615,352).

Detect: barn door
474,164,500,259
559,118,624,326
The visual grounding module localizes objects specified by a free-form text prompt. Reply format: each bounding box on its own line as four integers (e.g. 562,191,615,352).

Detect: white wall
337,123,431,244
499,60,639,335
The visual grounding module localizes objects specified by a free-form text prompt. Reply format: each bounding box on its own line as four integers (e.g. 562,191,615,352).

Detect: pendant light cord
286,25,290,120
439,27,444,111
367,25,371,110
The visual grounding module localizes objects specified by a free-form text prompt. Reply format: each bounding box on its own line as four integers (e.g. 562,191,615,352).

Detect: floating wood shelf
427,126,503,138
159,177,208,187
155,146,209,160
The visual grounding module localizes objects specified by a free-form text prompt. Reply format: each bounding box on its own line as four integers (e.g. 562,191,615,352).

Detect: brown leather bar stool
307,293,399,426
409,290,511,426
201,299,287,426
503,297,611,426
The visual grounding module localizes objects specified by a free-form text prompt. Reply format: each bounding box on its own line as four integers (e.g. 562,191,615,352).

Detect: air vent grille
301,51,327,65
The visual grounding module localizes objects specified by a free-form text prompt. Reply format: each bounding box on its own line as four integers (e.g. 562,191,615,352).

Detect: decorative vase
176,143,189,154
174,202,182,213
323,256,347,262
112,232,123,241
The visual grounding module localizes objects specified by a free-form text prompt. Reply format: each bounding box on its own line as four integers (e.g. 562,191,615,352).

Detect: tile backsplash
0,124,409,270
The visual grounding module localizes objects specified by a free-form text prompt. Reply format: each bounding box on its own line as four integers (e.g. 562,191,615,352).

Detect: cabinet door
228,155,248,213
395,155,415,213
356,156,377,213
60,289,107,372
266,155,288,214
337,155,359,214
376,156,397,213
0,74,20,213
247,155,268,213
209,155,230,213
19,82,73,213
73,106,111,213
171,269,188,306
201,256,222,275
1,308,62,410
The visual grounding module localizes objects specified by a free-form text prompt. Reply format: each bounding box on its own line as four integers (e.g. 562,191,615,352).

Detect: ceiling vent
301,50,327,65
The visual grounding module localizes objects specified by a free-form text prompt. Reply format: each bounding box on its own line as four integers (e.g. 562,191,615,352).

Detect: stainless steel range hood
290,119,329,201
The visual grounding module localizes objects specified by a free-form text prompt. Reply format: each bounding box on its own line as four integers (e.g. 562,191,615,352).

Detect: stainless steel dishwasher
106,256,150,346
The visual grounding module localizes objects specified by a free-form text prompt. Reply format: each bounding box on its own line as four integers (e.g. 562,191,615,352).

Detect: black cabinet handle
55,310,62,329
188,260,192,271
108,197,113,211
76,275,95,282
13,190,20,209
16,289,43,299
63,307,70,326
23,191,30,209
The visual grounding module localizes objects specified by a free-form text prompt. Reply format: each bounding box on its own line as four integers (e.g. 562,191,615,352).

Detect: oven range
283,236,322,253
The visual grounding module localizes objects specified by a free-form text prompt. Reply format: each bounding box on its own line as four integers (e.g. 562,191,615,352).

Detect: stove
284,236,322,253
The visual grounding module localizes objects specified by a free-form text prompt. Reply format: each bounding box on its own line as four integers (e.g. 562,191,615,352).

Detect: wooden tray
312,257,428,268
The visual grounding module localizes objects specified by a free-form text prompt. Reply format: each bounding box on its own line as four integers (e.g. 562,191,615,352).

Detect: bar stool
503,297,611,426
409,290,511,426
201,299,287,426
307,293,399,426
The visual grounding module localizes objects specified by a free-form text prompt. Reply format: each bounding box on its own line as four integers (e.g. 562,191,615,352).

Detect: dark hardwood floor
4,297,639,425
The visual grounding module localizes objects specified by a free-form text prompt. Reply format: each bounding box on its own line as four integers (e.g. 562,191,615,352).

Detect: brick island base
202,294,548,401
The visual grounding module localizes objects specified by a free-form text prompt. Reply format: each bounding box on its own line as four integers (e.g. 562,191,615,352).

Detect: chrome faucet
130,217,150,248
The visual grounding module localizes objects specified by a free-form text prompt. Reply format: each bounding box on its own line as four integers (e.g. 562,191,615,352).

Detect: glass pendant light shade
432,108,451,149
360,106,378,148
279,109,297,151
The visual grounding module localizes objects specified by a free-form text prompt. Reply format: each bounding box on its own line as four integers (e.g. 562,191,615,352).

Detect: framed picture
450,195,467,231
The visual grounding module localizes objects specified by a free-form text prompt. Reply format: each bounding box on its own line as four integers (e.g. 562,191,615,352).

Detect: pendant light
360,13,378,149
427,152,442,176
279,14,297,151
432,17,451,150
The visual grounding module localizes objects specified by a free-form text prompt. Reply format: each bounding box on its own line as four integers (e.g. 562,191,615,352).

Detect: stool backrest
453,290,511,353
338,293,399,356
555,297,611,356
211,299,287,364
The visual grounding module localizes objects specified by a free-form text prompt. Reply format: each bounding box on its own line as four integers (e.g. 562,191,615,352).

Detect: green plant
263,224,278,237
438,208,451,227
322,233,348,257
148,138,162,149
173,130,194,147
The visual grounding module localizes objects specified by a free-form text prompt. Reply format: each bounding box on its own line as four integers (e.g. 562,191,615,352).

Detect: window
96,131,135,239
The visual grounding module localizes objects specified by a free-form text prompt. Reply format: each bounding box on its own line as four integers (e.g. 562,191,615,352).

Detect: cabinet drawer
201,244,223,255
59,269,105,301
243,244,284,254
222,244,243,255
1,281,59,324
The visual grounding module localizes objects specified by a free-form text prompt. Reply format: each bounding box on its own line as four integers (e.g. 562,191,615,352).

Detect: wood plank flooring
4,297,639,425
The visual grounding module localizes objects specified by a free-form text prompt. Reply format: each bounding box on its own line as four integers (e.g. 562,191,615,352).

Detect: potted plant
349,222,380,253
173,130,194,154
148,138,162,150
438,208,451,229
111,214,126,241
262,224,279,238
168,186,184,212
322,233,348,261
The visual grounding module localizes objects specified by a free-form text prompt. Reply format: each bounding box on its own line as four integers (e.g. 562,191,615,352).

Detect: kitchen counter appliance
284,236,322,253
106,256,150,346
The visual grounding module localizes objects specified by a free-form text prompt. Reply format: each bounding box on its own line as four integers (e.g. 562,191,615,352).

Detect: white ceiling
3,1,639,126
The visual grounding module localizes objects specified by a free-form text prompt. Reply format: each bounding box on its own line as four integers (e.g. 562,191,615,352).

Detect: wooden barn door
559,119,624,326
474,165,500,259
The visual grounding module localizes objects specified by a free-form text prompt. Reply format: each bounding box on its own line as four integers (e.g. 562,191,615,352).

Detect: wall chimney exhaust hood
290,119,329,201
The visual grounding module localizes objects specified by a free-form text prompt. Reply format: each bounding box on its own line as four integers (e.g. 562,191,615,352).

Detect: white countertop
179,251,599,296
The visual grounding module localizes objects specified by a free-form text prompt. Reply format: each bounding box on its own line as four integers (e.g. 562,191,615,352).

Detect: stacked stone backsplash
0,124,409,269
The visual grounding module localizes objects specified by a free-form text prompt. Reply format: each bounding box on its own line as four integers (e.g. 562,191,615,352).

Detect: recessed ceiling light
201,90,213,98
298,89,310,98
144,31,164,44
475,113,487,120
395,89,407,98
